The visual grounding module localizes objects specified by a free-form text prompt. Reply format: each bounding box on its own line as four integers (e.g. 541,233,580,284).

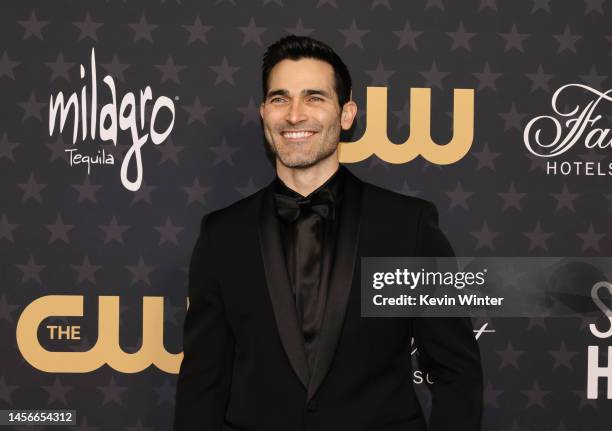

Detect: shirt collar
274,165,345,205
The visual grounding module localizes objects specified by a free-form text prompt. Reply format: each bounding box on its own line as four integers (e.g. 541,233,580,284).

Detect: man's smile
281,130,318,141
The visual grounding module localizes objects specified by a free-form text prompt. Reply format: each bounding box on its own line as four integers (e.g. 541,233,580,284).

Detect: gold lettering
17,296,103,372
16,295,183,373
45,324,80,340
339,87,474,164
46,325,57,339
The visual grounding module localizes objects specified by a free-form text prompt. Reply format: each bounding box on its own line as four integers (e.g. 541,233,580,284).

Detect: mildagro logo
16,295,183,373
338,87,475,164
48,47,176,191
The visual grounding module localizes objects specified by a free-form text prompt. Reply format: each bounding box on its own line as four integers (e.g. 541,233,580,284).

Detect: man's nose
286,100,307,124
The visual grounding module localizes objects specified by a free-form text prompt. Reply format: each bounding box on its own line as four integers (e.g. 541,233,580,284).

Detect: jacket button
307,399,318,412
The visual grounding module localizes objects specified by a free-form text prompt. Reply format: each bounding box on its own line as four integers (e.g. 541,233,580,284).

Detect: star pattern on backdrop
128,15,158,43
484,380,504,408
285,19,315,36
473,62,501,91
209,56,240,85
0,295,19,323
155,56,186,84
45,52,75,81
126,256,156,285
0,214,19,242
16,255,46,284
339,20,369,48
97,376,127,406
18,12,49,40
419,61,449,90
548,342,578,369
183,16,212,44
498,24,529,52
0,52,20,79
551,184,579,212
446,182,474,210
553,25,582,53
17,174,47,202
393,21,422,50
238,17,267,46
101,54,131,82
237,97,260,126
532,0,551,13
365,60,395,86
183,97,213,125
526,65,554,93
498,183,526,211
0,133,20,161
155,217,184,245
497,341,525,369
99,216,130,244
42,377,73,406
471,221,500,250
45,214,75,243
18,92,46,122
2,2,612,430
73,12,103,42
446,22,476,51
472,143,500,170
524,221,553,251
71,256,101,284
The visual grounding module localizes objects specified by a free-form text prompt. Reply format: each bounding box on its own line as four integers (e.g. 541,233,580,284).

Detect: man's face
260,58,353,169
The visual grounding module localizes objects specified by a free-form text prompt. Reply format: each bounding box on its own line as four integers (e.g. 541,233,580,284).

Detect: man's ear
340,100,358,130
259,102,265,120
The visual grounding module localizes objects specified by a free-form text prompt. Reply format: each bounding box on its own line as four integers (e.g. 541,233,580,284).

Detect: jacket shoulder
201,186,267,234
359,179,453,256
362,180,437,213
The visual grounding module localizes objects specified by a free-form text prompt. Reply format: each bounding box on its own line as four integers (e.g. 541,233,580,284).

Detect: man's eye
270,97,285,103
309,96,323,102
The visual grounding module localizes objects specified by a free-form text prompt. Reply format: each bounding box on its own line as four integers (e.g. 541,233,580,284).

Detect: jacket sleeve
173,215,234,431
412,201,483,431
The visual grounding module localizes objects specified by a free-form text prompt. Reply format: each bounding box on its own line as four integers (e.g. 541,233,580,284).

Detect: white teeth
282,131,315,139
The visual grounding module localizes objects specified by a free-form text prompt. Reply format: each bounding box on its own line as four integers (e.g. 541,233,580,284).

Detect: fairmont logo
48,48,176,191
523,84,612,177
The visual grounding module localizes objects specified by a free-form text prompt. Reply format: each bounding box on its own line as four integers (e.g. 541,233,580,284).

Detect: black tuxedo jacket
174,167,483,431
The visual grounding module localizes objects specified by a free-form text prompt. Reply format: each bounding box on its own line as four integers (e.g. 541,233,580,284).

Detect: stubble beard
265,123,341,169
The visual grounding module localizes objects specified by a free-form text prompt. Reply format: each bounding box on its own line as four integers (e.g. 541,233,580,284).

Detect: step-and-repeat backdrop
1,0,611,429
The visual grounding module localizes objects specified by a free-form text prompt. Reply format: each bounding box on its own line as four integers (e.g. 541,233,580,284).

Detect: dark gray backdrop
1,0,611,430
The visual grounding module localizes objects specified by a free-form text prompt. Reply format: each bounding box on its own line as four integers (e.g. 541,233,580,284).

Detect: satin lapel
258,184,310,389
307,169,363,401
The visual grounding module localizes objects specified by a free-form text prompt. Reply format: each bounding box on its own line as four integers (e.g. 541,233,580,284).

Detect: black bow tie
274,188,336,223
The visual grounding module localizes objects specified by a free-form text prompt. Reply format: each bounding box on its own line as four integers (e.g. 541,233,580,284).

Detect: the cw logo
16,295,182,373
338,87,474,164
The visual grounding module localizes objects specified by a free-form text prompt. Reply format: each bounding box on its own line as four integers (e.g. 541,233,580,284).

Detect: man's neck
276,155,340,197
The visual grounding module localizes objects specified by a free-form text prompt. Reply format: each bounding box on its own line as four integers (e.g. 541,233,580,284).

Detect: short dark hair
262,35,352,108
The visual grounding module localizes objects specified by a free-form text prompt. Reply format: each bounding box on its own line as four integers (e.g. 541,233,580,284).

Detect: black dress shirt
273,166,345,372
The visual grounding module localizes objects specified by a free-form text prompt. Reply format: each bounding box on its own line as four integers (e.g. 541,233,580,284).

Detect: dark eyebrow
303,89,331,98
266,89,332,99
266,89,289,99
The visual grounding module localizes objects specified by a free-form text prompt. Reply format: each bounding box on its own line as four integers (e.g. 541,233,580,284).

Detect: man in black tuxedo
174,35,483,431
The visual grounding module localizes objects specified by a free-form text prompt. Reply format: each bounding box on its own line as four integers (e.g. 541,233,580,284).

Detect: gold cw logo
338,87,474,164
16,295,182,373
